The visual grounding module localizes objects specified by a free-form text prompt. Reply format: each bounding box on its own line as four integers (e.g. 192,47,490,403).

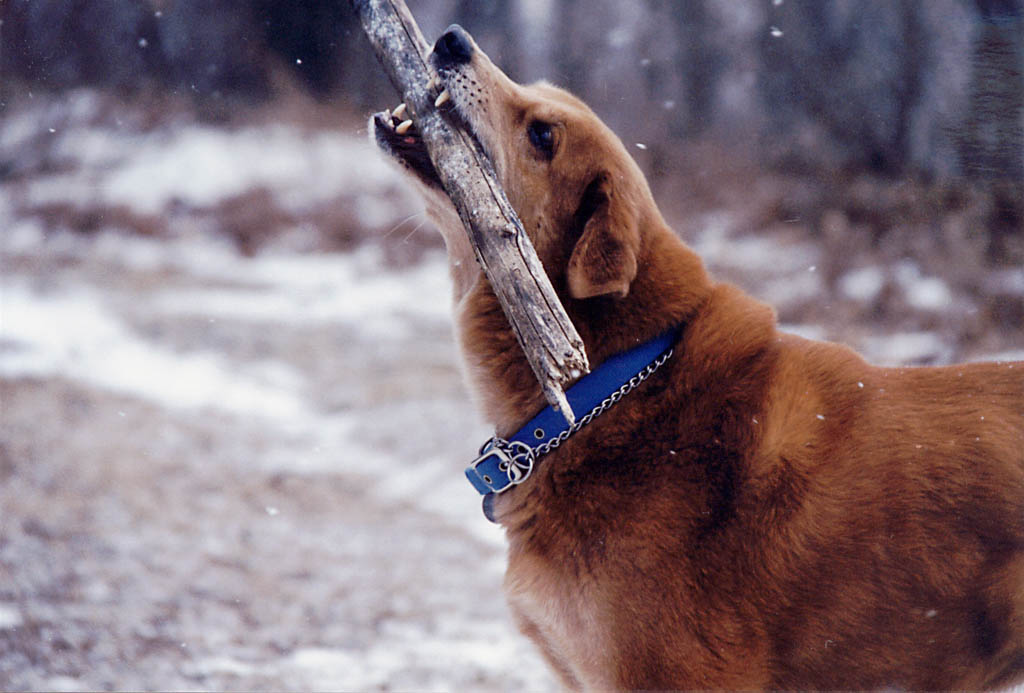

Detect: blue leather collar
465,330,677,499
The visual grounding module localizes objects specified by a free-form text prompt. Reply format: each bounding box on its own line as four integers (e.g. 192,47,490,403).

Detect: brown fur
373,26,1024,691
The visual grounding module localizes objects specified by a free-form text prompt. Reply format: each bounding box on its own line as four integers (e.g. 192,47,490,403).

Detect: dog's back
753,335,1024,689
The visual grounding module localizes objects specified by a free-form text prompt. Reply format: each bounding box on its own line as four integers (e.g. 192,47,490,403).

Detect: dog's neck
452,220,713,437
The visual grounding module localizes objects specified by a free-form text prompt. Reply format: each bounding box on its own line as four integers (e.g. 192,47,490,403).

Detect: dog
371,24,1024,691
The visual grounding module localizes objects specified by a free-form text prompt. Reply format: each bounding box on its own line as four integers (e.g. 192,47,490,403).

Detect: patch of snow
150,245,453,338
694,217,819,275
761,270,823,308
1,229,496,546
983,268,1024,295
42,677,88,693
1,218,47,254
894,261,953,311
970,349,1024,363
22,172,96,210
839,266,885,303
277,619,551,691
607,26,632,49
23,122,419,222
0,284,311,419
9,230,454,336
100,126,355,213
189,656,257,677
779,323,828,341
905,278,953,311
860,331,951,366
54,126,140,170
0,604,23,629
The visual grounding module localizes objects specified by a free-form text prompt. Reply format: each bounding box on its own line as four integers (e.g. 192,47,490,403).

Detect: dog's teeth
434,89,450,107
382,108,392,124
393,102,407,120
395,119,414,135
428,75,440,90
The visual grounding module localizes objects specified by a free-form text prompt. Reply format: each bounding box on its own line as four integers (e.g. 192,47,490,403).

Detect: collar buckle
465,438,535,495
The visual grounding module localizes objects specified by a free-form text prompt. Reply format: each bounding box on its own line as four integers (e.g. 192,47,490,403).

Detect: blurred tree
452,0,522,79
156,0,268,100
0,0,269,100
1,0,162,90
670,0,719,137
552,0,592,94
0,0,1018,185
758,0,931,176
549,0,650,142
960,0,1023,181
963,0,1023,260
253,0,350,95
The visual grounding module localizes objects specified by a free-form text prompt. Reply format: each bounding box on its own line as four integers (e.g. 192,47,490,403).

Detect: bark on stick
352,0,590,423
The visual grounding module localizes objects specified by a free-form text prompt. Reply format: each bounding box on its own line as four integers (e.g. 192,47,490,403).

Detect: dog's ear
566,172,640,299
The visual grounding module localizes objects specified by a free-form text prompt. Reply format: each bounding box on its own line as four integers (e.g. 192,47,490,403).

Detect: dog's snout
434,24,474,66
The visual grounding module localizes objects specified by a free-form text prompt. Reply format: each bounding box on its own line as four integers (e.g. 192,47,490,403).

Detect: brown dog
372,24,1024,691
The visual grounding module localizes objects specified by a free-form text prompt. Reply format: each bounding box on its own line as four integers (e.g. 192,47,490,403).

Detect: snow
693,213,820,275
761,269,823,307
1,282,312,420
862,331,953,366
972,349,1024,363
840,262,958,313
0,225,501,534
42,677,89,693
778,323,829,341
22,118,415,227
149,245,453,337
985,267,1024,295
839,266,886,303
894,260,954,311
276,620,536,691
0,604,23,630
1,224,539,688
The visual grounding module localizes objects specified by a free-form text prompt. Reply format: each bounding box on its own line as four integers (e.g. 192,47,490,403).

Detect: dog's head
373,25,712,428
373,25,662,302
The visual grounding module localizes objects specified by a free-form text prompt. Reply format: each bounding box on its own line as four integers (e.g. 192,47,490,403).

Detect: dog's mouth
372,104,443,189
372,84,492,194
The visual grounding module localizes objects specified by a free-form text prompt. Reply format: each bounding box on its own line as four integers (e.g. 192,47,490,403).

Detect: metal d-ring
498,440,535,485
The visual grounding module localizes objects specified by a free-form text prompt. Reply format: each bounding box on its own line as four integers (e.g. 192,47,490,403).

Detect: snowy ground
1,92,553,691
0,230,559,690
1,91,1021,690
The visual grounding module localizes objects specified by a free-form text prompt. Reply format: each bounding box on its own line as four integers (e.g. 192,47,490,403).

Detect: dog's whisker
383,211,425,239
400,217,429,244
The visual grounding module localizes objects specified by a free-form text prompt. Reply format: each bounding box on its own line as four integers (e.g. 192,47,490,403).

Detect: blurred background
1,0,1022,690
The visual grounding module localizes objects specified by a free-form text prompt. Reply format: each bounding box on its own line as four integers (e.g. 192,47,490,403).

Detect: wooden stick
351,0,589,423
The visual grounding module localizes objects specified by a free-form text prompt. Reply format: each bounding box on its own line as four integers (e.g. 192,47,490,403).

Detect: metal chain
486,347,674,485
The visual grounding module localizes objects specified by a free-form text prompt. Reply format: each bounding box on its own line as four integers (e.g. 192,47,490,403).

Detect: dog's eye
527,120,555,157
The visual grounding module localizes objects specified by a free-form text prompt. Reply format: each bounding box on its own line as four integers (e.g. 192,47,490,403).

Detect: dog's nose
433,24,474,66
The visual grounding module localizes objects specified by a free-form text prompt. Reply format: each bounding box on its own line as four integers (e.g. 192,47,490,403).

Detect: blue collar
465,329,677,498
